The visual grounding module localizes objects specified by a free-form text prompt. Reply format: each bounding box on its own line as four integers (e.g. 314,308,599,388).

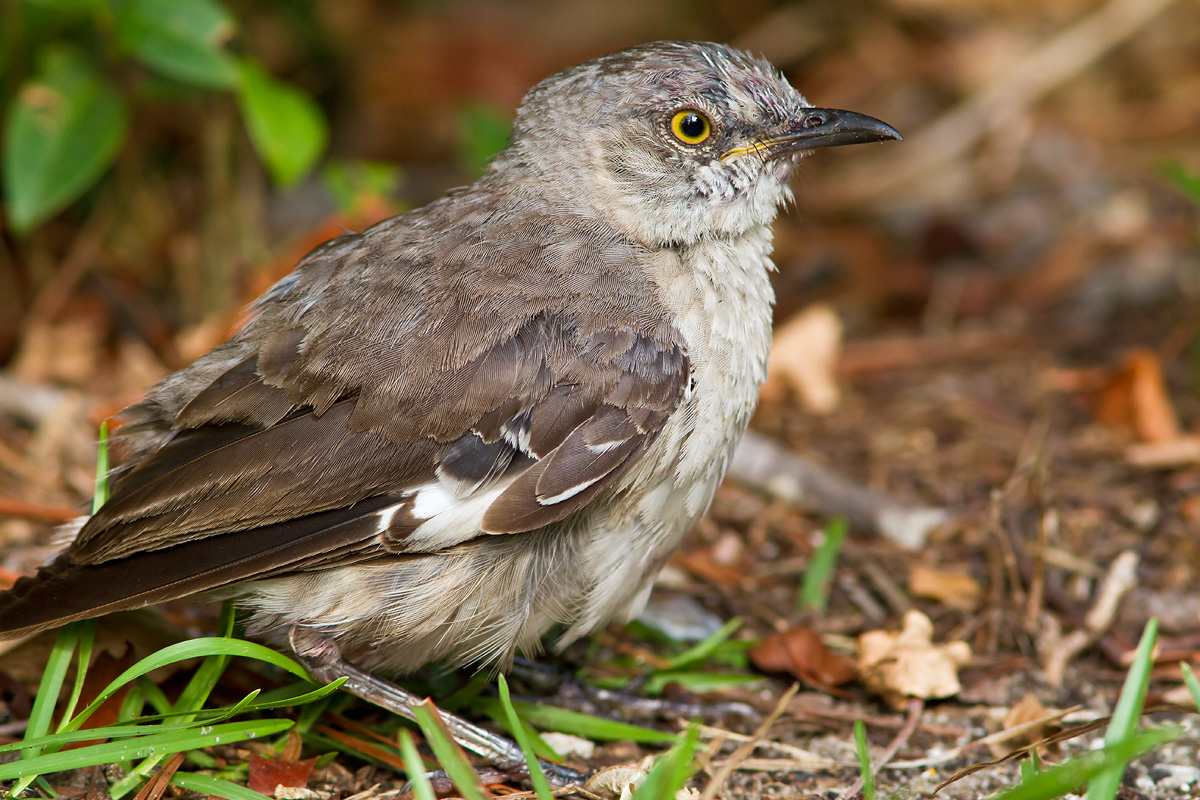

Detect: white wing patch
537,475,604,506
398,480,515,551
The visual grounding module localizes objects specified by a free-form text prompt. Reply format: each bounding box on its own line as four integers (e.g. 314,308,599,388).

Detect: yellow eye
670,110,711,145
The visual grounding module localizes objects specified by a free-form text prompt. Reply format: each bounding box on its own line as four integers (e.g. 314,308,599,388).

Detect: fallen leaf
1091,348,1181,443
673,549,747,588
585,763,700,800
858,610,972,709
248,754,318,795
909,563,983,610
749,626,856,688
541,732,595,759
988,693,1061,759
761,304,842,413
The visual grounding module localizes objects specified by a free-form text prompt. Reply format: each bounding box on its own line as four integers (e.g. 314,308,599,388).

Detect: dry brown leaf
1091,348,1181,443
247,753,318,795
761,304,842,413
673,549,748,588
749,626,856,688
988,693,1062,758
909,563,983,611
858,610,972,709
586,762,700,800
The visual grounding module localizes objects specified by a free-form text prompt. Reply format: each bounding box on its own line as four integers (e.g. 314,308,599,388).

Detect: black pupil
680,113,705,138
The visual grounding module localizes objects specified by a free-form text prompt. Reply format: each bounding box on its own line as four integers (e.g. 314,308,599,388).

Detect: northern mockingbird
0,41,898,775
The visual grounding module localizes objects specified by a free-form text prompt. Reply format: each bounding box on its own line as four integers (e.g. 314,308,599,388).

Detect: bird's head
496,41,901,248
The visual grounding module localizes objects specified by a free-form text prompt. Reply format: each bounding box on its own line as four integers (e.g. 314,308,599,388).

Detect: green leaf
114,0,238,88
1162,161,1200,205
455,102,511,174
3,46,128,233
322,159,402,214
237,58,328,187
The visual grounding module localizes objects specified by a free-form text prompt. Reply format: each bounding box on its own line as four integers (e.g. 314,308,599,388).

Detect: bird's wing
0,216,690,636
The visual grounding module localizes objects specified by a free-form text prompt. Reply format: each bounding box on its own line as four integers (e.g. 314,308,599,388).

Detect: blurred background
1,0,1199,686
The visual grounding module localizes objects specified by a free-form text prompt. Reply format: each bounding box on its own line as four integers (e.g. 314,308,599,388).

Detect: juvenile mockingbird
0,41,898,774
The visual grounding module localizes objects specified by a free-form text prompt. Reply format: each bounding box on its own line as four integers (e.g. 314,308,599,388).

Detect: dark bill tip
774,108,903,152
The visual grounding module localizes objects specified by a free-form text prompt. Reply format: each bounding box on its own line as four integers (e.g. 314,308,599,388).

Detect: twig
132,751,186,800
728,431,948,548
0,496,79,522
694,723,838,769
1040,550,1140,687
699,684,799,800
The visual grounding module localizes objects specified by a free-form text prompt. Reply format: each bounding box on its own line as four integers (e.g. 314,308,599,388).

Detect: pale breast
569,225,776,633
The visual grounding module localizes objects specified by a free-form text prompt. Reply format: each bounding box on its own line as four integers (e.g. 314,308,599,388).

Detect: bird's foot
289,627,587,788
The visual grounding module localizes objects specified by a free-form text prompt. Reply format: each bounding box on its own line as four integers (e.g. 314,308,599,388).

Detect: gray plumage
0,41,899,675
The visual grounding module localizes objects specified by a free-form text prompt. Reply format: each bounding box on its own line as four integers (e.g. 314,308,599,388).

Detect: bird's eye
670,110,711,145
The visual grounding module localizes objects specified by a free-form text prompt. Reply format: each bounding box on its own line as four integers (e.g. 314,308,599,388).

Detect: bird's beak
723,108,902,161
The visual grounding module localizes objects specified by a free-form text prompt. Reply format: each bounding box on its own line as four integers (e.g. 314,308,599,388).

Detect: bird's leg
288,628,586,786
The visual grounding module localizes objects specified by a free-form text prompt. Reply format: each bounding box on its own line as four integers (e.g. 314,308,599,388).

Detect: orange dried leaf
247,753,318,795
761,304,842,413
909,563,983,611
1092,348,1180,443
749,626,856,688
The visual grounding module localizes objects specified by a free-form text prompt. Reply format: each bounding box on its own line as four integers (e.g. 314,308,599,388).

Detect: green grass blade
994,728,1177,800
497,675,553,800
61,637,313,734
475,698,676,744
853,719,875,800
662,617,741,670
412,700,488,800
0,719,293,781
242,678,345,711
399,729,437,800
93,421,109,512
797,517,847,612
630,724,699,800
171,771,274,800
1086,619,1157,800
1180,662,1200,711
56,619,96,733
173,602,238,717
23,622,85,759
0,693,256,753
642,670,762,695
